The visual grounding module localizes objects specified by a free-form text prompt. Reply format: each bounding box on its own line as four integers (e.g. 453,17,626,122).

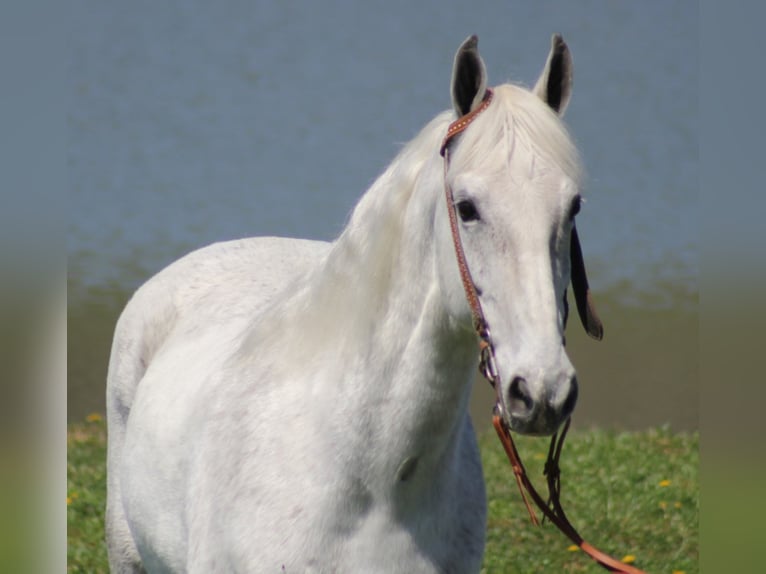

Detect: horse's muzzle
504,374,578,436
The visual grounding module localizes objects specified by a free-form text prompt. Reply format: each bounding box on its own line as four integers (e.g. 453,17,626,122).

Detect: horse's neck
302,154,478,483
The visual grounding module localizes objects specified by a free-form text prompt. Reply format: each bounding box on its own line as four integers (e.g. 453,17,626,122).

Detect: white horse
106,35,600,573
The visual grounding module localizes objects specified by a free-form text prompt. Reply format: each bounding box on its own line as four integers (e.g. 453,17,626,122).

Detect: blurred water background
68,0,697,430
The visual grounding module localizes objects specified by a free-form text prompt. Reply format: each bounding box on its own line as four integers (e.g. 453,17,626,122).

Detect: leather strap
440,88,494,335
441,89,509,422
493,416,646,573
440,89,494,158
442,154,485,334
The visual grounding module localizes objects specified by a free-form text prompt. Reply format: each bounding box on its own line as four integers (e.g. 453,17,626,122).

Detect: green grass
68,418,697,573
0,446,46,573
67,417,109,573
479,427,698,573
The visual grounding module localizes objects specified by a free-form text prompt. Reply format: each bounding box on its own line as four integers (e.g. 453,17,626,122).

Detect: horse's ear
451,35,488,117
570,225,604,340
533,34,573,116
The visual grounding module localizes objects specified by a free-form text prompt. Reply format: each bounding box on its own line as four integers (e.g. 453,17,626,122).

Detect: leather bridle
440,88,646,574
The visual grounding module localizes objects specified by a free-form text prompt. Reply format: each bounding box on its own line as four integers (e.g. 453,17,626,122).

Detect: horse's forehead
456,152,575,204
457,133,571,185
510,146,569,190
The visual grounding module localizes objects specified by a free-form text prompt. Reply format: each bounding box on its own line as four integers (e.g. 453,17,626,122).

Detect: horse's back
108,236,329,404
105,236,330,572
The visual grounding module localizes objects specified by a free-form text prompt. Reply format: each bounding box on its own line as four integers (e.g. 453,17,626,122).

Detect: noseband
440,88,645,574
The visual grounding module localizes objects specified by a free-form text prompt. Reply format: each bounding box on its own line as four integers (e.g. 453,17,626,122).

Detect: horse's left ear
533,34,573,116
451,35,489,117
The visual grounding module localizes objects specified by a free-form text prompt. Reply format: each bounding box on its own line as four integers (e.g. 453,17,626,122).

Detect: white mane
240,112,454,357
322,112,451,293
450,84,583,187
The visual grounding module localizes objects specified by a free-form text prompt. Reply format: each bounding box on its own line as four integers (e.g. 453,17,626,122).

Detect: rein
440,88,646,574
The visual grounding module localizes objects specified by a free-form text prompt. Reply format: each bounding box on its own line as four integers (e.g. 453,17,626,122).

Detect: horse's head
436,35,602,436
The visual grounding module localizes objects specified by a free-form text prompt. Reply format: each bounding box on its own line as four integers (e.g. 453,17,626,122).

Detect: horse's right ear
451,35,488,117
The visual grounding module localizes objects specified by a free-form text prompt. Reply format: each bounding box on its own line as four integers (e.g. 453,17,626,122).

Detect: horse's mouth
504,408,568,437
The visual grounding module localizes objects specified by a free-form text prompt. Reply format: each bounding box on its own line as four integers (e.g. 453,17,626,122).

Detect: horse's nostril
507,376,534,418
562,376,578,419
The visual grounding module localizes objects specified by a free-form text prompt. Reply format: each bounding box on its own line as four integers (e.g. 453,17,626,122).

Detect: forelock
448,84,583,187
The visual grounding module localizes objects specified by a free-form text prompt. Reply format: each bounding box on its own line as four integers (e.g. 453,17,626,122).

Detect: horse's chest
227,495,482,574
216,455,485,573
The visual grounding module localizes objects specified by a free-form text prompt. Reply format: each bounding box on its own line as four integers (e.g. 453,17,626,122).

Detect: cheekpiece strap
440,89,494,157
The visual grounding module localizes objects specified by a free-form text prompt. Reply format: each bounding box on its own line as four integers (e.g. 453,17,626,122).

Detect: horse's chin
506,414,564,437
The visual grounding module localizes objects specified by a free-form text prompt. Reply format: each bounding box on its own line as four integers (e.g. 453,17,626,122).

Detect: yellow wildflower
86,413,102,423
66,496,72,505
658,479,671,487
658,501,668,510
621,555,636,564
567,545,579,552
674,501,682,509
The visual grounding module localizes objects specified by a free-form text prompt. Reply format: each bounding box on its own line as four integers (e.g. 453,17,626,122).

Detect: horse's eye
456,200,480,222
568,195,582,220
